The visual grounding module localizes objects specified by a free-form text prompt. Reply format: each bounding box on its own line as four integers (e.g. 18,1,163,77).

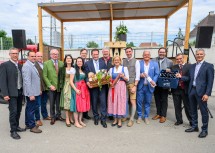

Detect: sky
0,0,214,48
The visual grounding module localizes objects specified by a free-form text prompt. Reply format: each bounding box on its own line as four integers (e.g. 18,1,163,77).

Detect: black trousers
154,86,169,117
8,89,23,133
172,89,192,123
48,90,61,119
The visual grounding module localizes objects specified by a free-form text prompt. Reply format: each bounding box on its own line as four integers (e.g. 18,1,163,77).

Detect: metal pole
0,37,3,50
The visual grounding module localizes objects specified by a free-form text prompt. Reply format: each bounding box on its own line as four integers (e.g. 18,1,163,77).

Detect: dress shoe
43,116,51,120
30,126,42,133
56,116,65,121
36,120,43,126
101,121,107,128
185,127,199,132
50,118,55,125
66,123,71,127
174,121,183,126
10,132,21,140
152,115,161,120
159,117,166,123
17,127,26,132
117,124,122,128
111,122,118,127
127,120,134,127
83,115,91,120
70,120,75,125
94,119,99,125
198,131,208,138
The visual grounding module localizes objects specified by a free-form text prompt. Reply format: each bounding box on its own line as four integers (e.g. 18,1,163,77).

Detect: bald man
34,52,51,127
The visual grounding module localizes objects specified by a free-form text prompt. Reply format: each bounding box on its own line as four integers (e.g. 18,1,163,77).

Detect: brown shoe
43,116,51,120
159,116,166,123
30,126,42,133
127,120,134,127
152,115,161,120
36,120,43,126
50,118,55,125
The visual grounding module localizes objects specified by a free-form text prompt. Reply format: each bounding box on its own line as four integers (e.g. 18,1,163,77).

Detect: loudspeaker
195,26,214,48
12,29,27,49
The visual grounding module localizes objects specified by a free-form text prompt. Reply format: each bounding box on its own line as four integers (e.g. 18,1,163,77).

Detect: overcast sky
0,0,214,46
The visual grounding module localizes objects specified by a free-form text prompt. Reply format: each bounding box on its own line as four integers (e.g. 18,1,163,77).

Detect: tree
0,29,13,50
126,42,135,47
86,41,99,48
26,39,34,45
0,30,7,38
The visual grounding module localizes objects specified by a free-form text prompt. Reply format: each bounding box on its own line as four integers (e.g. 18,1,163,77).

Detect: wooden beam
60,22,64,60
167,0,188,17
110,20,112,42
184,0,193,50
38,6,43,54
62,16,165,22
42,7,61,22
110,4,113,21
54,5,178,14
164,17,168,47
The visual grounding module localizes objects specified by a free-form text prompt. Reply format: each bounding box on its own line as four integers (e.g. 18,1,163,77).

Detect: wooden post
38,6,43,53
184,0,193,54
110,20,112,42
164,17,168,47
61,21,64,60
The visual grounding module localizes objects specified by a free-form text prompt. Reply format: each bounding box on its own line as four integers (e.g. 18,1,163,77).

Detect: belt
144,84,148,86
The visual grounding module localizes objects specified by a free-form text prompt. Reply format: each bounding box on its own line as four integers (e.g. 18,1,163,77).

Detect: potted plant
115,22,128,41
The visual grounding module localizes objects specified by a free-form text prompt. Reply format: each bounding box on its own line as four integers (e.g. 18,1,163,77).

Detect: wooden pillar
164,17,168,47
110,20,112,42
38,6,43,53
184,0,193,53
61,21,64,60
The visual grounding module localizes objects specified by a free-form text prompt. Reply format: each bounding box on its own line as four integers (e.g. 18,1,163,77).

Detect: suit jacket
43,59,64,91
153,57,173,70
99,57,113,71
137,60,159,93
22,60,40,97
188,61,214,97
85,58,107,82
35,62,46,91
171,63,191,94
0,60,22,97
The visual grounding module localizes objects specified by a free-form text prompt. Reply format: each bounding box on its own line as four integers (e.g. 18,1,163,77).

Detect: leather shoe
174,121,183,126
152,115,161,120
83,115,91,120
50,118,56,125
117,124,122,128
111,122,118,127
56,116,65,121
94,119,99,125
30,126,42,133
10,131,21,140
101,121,107,128
198,131,208,138
17,127,26,132
185,127,199,132
159,116,166,123
43,116,51,120
36,120,43,126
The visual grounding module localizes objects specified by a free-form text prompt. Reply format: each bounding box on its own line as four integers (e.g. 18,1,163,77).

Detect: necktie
95,61,99,71
54,60,58,75
179,65,184,89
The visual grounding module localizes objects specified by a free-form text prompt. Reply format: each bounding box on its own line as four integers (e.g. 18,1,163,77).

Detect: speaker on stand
195,26,214,48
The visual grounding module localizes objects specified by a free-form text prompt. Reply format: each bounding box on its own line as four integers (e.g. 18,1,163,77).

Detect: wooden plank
184,0,193,49
167,0,188,17
61,22,64,60
110,20,112,42
42,7,61,22
164,17,168,47
38,6,43,54
110,3,113,21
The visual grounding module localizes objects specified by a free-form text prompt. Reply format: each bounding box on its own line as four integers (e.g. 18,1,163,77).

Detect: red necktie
179,65,184,89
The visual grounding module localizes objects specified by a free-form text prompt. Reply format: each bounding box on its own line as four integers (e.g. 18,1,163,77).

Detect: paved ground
0,96,215,153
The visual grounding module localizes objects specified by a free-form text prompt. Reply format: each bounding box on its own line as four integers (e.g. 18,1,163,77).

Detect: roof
38,0,188,22
190,11,215,38
139,42,159,47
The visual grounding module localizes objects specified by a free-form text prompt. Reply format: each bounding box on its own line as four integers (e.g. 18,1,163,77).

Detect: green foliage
86,41,99,48
0,29,13,50
126,42,135,47
114,22,128,41
0,30,7,38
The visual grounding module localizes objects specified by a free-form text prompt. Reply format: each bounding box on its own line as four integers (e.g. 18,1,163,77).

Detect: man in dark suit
185,49,214,138
171,53,192,126
34,52,51,127
0,47,26,140
85,49,108,128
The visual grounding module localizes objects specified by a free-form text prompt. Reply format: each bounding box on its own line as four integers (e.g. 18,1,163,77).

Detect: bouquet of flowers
88,69,111,90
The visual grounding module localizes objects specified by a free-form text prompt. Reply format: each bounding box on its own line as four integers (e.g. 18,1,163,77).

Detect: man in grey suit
152,47,173,123
22,51,42,133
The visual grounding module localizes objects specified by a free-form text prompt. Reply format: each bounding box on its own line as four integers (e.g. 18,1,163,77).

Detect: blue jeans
136,85,153,118
35,91,48,121
25,96,39,129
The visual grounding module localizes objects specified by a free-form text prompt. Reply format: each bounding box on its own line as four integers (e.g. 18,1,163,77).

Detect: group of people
0,46,214,140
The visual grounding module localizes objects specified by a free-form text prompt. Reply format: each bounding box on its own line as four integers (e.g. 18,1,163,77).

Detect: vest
123,58,136,84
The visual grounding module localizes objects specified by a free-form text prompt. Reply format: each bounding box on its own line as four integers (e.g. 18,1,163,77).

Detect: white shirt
193,60,204,86
108,66,129,81
144,63,150,84
93,60,100,73
38,62,43,69
66,67,75,74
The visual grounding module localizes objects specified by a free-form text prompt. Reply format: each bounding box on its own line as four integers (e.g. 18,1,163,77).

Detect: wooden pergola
38,0,193,59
